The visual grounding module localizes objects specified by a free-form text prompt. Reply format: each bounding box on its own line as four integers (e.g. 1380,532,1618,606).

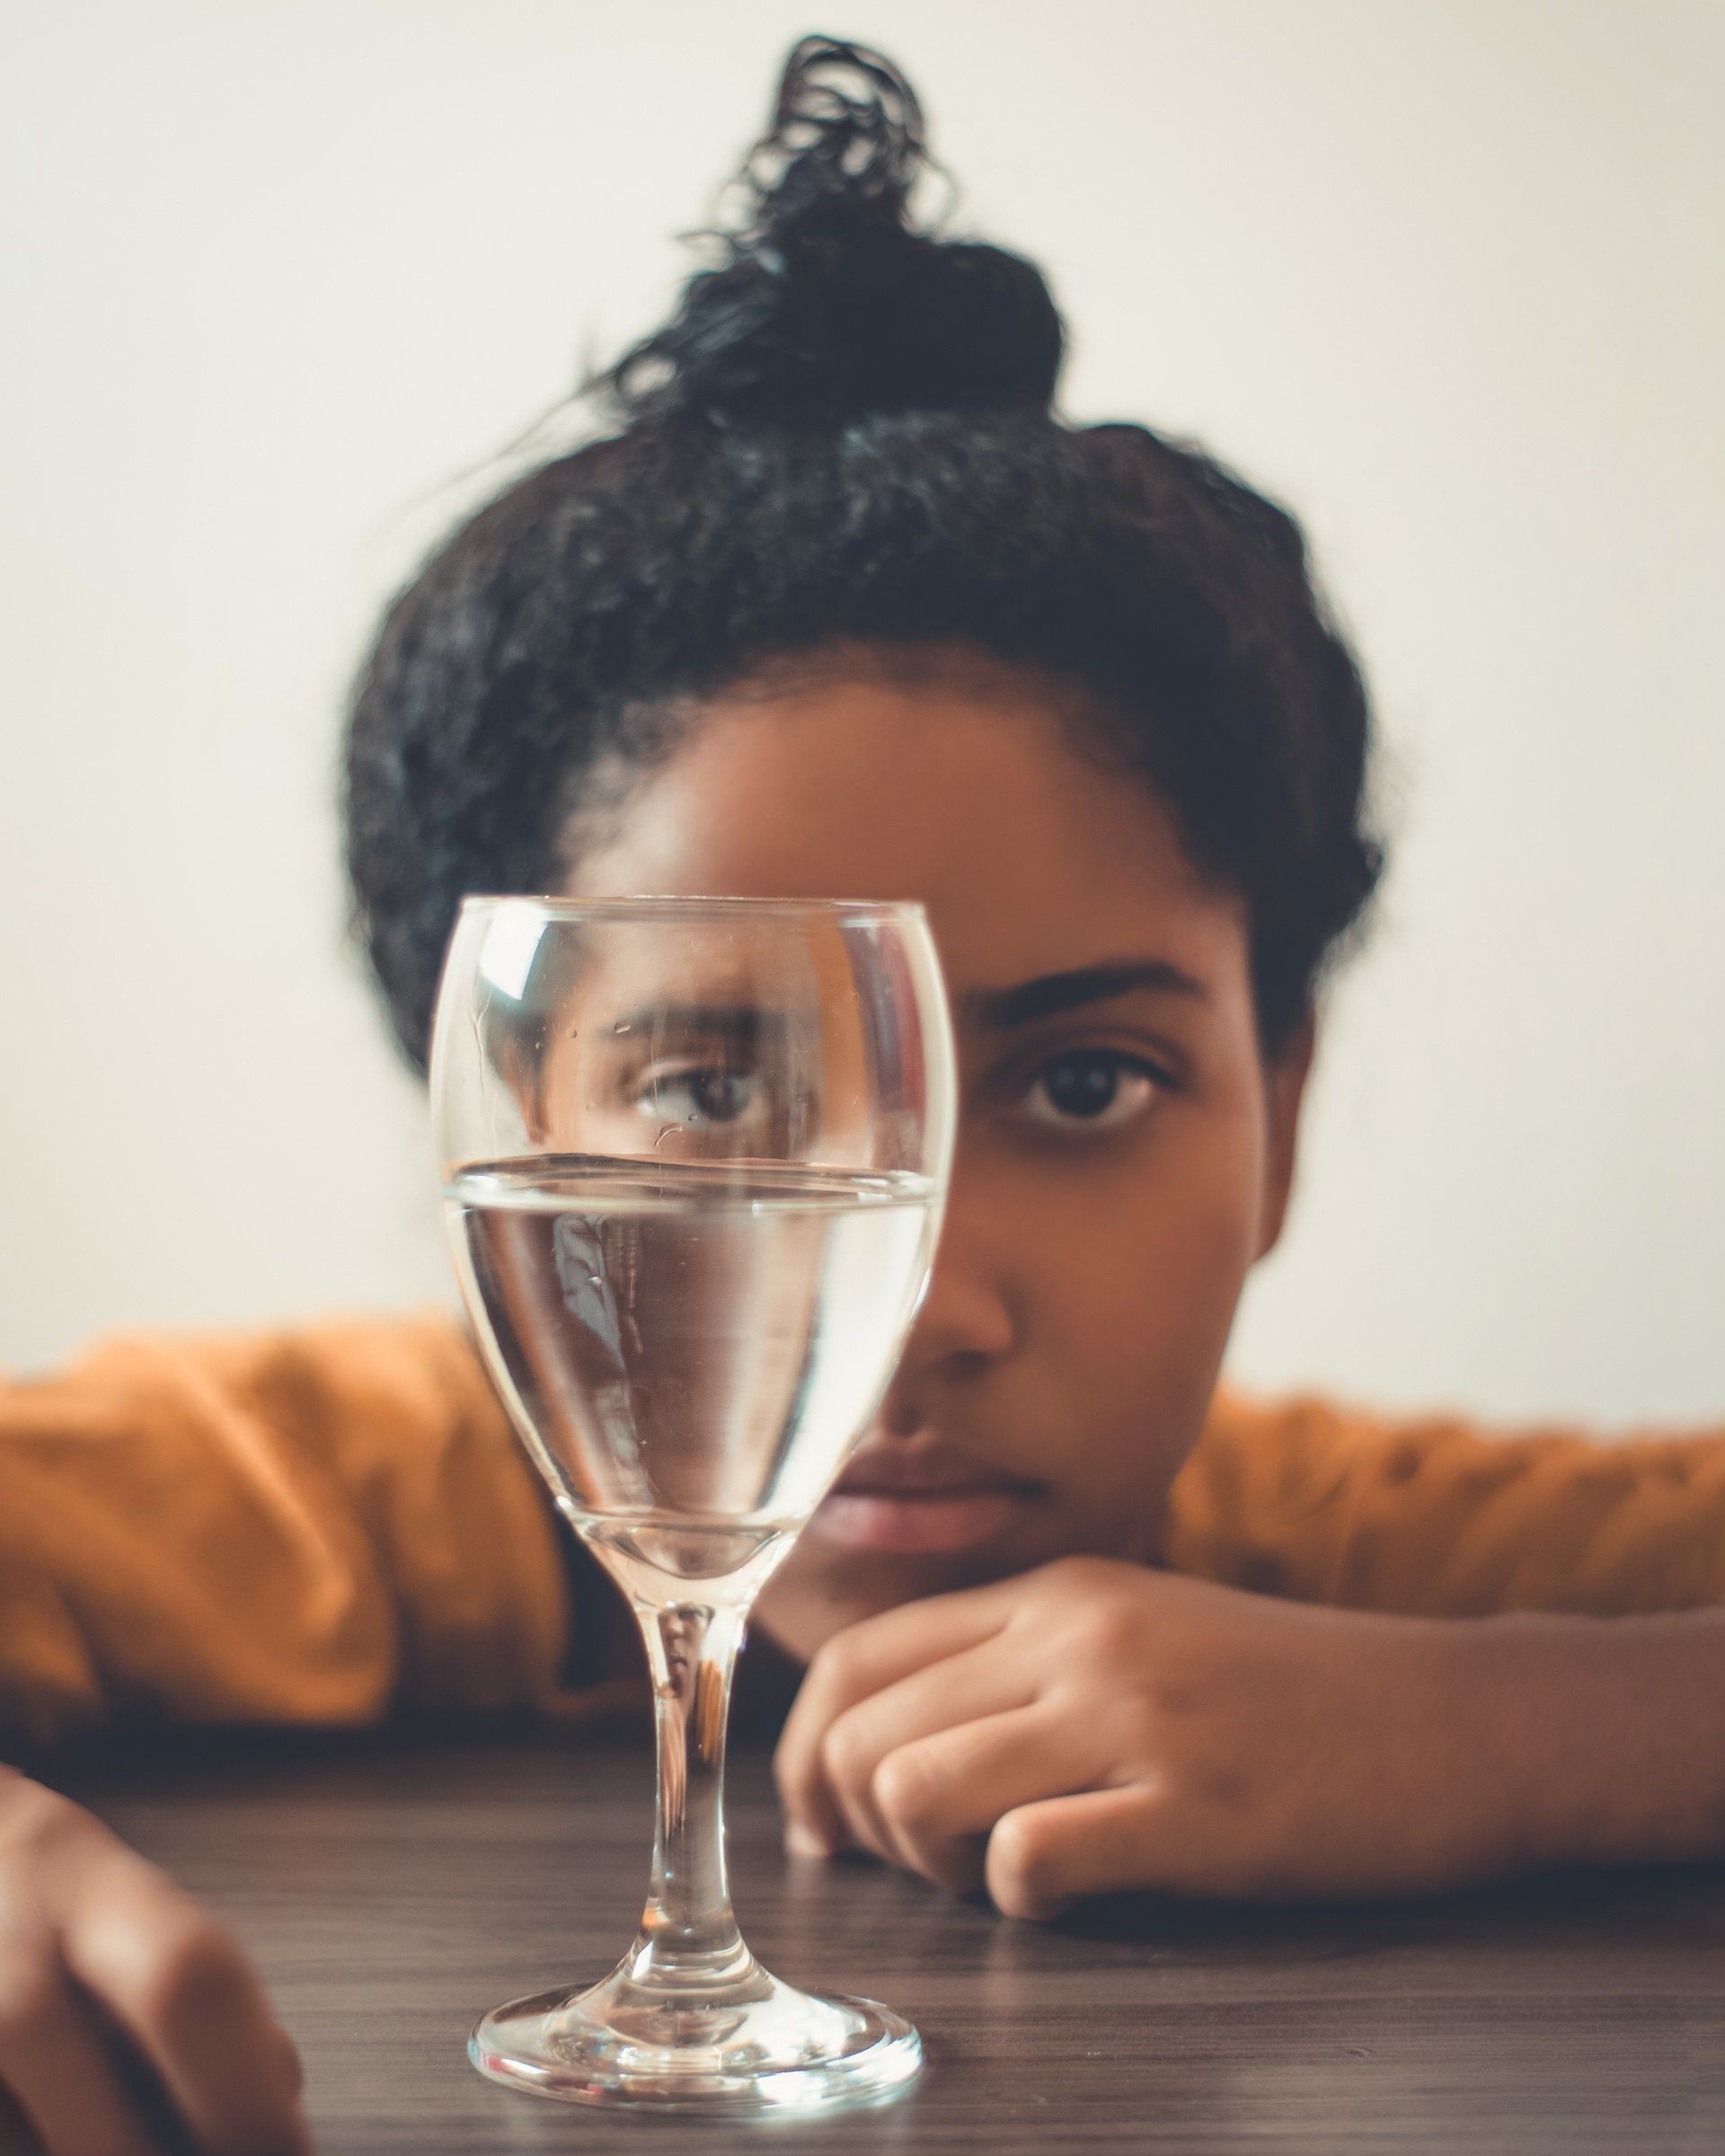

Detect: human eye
1012,1048,1172,1135
632,1060,765,1130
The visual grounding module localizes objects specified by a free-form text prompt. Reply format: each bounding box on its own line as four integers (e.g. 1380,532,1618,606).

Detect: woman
0,40,1720,2156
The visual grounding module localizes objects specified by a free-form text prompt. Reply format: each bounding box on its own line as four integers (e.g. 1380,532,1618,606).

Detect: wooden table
56,1726,1725,2155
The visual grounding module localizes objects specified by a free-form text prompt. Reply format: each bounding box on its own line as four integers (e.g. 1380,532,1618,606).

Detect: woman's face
563,655,1314,1658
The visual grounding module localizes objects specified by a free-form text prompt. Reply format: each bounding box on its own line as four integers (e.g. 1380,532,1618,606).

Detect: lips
812,1439,1040,1555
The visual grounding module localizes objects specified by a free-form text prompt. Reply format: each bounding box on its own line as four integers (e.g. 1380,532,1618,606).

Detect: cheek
1016,1117,1264,1502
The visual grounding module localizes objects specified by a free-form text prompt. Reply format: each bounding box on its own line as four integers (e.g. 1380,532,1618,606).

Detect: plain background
2,0,1720,1427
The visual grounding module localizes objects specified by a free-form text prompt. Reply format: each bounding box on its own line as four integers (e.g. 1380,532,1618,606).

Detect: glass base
469,1951,923,2116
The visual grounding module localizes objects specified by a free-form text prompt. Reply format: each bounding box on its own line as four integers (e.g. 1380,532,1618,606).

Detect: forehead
564,664,1247,992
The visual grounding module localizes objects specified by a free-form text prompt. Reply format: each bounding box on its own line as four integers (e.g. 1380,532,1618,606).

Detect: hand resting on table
0,1764,308,2156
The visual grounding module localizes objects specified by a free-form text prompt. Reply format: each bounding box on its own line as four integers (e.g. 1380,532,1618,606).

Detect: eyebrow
602,1003,797,1044
962,959,1210,1030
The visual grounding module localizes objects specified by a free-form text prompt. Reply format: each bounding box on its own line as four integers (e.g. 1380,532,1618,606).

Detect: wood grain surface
53,1725,1725,2155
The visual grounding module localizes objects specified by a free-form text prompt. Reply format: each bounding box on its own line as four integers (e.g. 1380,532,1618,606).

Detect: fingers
63,1853,310,2156
0,1774,306,2156
986,1783,1271,1920
868,1705,1100,1892
800,1643,1043,1862
776,1589,1013,1851
0,1959,170,2156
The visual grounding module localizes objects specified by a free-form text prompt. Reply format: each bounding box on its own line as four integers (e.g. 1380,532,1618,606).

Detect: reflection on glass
431,897,955,2115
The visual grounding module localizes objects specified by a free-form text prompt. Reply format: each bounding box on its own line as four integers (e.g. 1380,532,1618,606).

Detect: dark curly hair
345,34,1384,1073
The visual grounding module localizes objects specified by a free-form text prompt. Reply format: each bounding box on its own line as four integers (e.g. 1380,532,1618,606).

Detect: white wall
2,0,1720,1427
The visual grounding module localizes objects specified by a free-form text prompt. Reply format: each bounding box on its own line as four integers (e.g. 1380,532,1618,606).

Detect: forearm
1479,1607,1725,1868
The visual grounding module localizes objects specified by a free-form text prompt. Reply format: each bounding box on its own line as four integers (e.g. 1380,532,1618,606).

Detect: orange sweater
1,1314,1721,1750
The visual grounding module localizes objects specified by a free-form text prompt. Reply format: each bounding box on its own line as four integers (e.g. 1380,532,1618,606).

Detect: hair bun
604,36,1065,429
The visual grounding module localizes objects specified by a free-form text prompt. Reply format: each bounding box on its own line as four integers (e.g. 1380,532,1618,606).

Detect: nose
877,1171,1016,1435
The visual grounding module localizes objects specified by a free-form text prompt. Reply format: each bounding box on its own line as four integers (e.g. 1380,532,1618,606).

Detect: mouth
810,1439,1042,1555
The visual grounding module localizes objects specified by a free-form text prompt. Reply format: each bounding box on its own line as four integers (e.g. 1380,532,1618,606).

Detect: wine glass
429,896,956,2114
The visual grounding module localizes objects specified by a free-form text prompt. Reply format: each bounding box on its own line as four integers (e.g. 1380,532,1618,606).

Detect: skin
564,654,1315,1647
0,1766,308,2155
1,649,1721,2150
562,651,1725,1917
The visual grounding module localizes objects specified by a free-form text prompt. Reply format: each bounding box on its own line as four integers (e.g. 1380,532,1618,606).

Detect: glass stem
629,1598,754,1991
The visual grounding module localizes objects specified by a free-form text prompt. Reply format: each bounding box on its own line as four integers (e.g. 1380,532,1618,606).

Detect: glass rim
456,892,930,925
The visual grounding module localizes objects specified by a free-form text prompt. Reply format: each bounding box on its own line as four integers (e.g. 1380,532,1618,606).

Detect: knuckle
137,1911,247,2028
806,1630,861,1694
820,1711,877,1792
871,1747,940,1830
1071,1594,1143,1662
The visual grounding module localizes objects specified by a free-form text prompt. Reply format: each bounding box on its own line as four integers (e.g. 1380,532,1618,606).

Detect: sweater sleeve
1163,1386,1725,1617
0,1314,617,1750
